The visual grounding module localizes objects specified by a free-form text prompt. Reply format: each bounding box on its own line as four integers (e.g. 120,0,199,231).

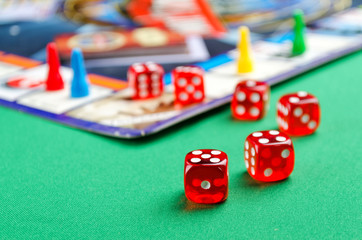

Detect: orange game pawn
45,42,64,91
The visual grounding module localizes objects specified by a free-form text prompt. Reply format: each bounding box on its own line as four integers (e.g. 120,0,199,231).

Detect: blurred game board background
0,0,361,138
1,0,361,80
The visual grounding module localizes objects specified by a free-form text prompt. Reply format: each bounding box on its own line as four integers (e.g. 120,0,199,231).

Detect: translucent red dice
244,130,294,182
128,62,164,100
277,91,320,136
173,66,205,107
231,80,270,120
184,149,228,204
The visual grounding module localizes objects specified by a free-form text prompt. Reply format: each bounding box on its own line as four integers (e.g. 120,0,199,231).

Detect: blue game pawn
71,48,89,98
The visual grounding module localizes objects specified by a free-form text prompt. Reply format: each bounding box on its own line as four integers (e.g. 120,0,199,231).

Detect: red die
184,149,228,204
173,66,205,107
277,91,320,136
244,130,294,182
128,62,164,100
231,80,270,120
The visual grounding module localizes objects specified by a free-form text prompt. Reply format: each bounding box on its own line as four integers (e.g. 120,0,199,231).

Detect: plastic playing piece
45,43,64,91
71,48,89,98
237,26,254,74
292,10,307,56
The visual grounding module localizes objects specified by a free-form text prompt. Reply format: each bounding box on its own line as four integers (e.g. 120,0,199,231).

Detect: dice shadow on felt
175,192,224,212
240,172,290,189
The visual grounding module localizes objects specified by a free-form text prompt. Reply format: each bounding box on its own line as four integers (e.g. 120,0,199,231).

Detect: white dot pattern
152,89,160,95
192,77,201,85
277,117,289,130
281,149,290,158
151,73,159,81
250,107,260,116
201,154,211,159
211,150,221,155
138,74,147,82
236,105,245,115
177,78,187,87
264,168,273,177
297,91,308,97
278,103,289,116
245,160,249,169
237,92,246,101
301,114,310,123
269,130,279,135
293,107,303,117
259,138,269,144
251,148,255,156
151,82,160,88
246,81,256,87
289,97,299,103
133,64,144,72
276,136,286,142
210,158,220,163
194,91,203,99
139,90,148,97
251,157,255,166
179,92,188,101
138,83,147,89
191,158,201,163
186,85,195,93
192,150,202,155
146,62,157,68
250,93,260,103
251,167,255,175
245,151,249,159
252,132,263,137
201,181,211,189
245,141,249,150
308,120,317,129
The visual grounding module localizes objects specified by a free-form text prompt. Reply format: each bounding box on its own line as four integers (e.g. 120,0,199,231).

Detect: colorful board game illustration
0,8,361,138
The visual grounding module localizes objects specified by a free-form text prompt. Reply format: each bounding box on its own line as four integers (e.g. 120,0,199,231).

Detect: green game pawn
292,10,306,56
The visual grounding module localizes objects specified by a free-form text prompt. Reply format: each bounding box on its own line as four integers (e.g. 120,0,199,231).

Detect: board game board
0,8,361,138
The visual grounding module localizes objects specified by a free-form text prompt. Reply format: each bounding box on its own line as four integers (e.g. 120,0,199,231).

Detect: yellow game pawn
237,26,254,74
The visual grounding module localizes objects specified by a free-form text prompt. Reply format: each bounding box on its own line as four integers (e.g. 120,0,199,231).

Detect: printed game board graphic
67,85,220,131
67,90,180,129
125,0,226,36
0,9,361,138
17,84,113,114
203,33,362,98
0,53,41,79
312,8,362,32
0,54,41,69
0,62,22,79
0,65,72,101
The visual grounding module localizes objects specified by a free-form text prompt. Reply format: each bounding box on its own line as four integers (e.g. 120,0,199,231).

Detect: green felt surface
0,52,362,239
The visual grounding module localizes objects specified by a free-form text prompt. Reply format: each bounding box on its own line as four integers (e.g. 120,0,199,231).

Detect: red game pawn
173,66,205,107
45,42,64,91
244,130,295,182
184,149,228,204
231,80,270,120
277,91,320,136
